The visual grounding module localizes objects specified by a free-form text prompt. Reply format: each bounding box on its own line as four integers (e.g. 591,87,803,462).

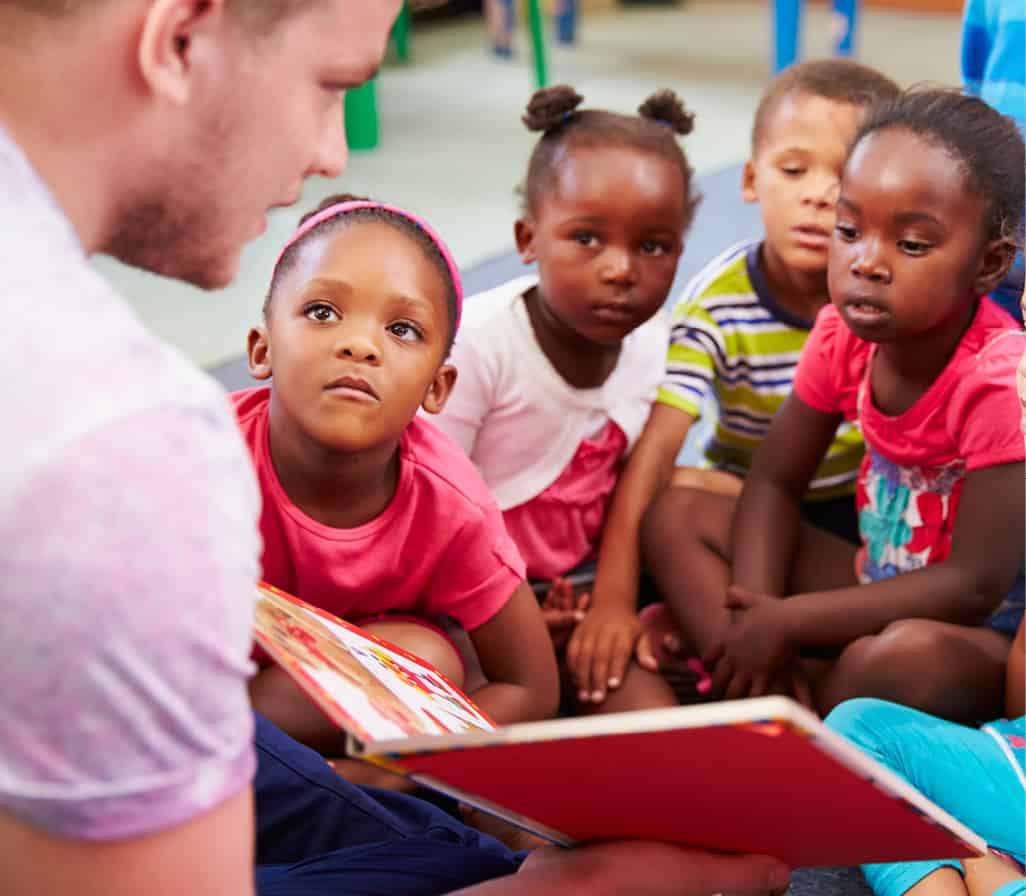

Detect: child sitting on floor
239,195,559,755
645,89,1025,721
826,617,1024,896
432,85,698,712
573,60,899,706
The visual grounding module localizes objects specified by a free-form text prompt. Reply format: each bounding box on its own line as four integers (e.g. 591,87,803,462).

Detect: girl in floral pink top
658,89,1025,724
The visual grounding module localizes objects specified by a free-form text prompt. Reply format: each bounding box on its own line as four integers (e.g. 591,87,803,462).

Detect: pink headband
275,200,463,330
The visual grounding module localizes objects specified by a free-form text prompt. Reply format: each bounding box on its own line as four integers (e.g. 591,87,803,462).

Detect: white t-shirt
434,275,669,510
0,127,261,840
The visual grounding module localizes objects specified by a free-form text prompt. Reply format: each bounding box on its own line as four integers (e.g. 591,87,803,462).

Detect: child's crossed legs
642,486,1010,721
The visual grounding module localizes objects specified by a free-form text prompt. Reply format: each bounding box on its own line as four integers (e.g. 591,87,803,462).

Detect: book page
254,584,494,744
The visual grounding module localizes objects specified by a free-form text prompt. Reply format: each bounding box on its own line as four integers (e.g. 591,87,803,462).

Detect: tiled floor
92,0,962,368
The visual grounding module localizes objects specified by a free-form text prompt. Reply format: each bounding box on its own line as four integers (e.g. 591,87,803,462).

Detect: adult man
0,3,789,894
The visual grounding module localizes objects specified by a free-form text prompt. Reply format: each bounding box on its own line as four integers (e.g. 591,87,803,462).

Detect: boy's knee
640,486,716,553
859,619,951,669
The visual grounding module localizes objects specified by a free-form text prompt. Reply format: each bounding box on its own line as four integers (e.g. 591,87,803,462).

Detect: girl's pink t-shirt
502,421,627,581
794,301,1024,580
233,388,525,638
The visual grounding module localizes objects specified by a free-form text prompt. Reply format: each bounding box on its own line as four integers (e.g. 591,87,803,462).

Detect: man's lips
324,375,380,402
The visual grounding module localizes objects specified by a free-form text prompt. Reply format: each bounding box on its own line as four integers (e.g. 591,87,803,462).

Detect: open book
254,582,985,868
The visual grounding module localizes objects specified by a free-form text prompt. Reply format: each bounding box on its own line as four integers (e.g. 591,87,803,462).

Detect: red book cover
254,583,985,868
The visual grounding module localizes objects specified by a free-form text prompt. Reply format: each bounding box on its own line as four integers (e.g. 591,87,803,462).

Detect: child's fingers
568,629,597,701
604,634,632,691
542,607,580,632
789,672,815,709
635,632,659,672
544,578,569,610
749,672,769,698
588,627,626,703
585,632,614,703
710,653,733,696
702,641,725,671
725,669,751,701
574,591,590,617
556,578,575,611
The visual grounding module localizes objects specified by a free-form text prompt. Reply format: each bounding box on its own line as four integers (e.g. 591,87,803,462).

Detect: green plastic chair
345,2,550,153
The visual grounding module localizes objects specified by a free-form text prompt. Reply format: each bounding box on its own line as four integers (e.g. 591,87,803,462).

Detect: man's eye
573,232,598,247
304,303,339,322
834,224,858,241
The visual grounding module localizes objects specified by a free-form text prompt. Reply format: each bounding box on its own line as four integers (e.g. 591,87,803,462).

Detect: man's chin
113,247,241,291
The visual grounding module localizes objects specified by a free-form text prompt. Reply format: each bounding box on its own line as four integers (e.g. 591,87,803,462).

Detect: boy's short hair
752,59,900,152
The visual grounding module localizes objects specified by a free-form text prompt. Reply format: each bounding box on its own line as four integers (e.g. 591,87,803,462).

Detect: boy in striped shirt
572,60,899,705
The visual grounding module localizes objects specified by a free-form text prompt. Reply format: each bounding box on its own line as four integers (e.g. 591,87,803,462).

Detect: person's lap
252,713,523,894
826,698,1025,896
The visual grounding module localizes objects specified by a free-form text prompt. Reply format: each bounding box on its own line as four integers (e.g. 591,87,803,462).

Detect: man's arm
0,407,261,892
0,789,255,896
451,842,790,896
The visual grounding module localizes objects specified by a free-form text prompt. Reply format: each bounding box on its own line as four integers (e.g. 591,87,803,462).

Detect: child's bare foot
637,603,714,704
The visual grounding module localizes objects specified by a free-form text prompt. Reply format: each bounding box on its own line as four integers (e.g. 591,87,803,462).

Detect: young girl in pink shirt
644,89,1025,723
432,86,700,713
237,195,559,755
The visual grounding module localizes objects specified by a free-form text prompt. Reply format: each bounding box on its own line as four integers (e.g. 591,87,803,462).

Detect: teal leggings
826,699,1025,896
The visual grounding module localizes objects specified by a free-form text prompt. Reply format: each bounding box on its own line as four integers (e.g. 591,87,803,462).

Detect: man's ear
514,217,537,264
741,159,758,204
421,364,457,415
974,238,1018,297
138,0,228,105
247,326,273,380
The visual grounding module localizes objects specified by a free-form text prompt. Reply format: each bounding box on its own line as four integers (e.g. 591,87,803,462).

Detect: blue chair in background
773,0,860,72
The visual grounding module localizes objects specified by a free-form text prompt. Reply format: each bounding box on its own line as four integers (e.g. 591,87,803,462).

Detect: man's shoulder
3,252,235,477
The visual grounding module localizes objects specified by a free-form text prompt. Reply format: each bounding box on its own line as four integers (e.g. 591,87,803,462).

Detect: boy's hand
542,578,588,649
704,585,796,700
566,606,641,704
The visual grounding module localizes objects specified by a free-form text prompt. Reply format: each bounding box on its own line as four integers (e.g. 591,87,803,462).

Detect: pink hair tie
274,200,463,330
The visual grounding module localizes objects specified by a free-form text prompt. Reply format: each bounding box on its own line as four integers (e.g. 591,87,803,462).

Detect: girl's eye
389,321,423,342
304,303,339,323
781,166,805,177
572,231,598,248
641,240,668,256
834,223,858,241
898,239,930,256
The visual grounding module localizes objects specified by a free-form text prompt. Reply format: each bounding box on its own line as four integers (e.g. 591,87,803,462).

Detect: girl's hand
704,585,796,700
542,578,588,649
566,606,641,704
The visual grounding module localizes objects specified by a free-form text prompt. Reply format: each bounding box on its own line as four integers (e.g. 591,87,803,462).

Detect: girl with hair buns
433,85,699,713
